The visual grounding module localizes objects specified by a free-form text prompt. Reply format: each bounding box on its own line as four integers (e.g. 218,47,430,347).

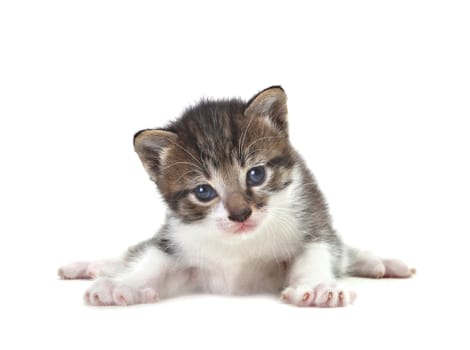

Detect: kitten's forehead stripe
228,108,241,160
167,99,247,169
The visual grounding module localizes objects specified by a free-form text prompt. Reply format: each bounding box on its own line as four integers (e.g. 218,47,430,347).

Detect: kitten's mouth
231,221,258,234
217,219,259,234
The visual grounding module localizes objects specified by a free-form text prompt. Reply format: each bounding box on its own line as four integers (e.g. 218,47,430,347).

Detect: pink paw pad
112,286,158,306
281,284,356,308
84,278,115,306
84,279,159,306
313,284,357,307
281,286,314,306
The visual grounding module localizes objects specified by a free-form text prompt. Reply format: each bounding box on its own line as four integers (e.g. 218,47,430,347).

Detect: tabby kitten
58,86,414,307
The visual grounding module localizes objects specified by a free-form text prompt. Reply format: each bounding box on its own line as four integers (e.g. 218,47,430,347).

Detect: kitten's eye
246,166,266,186
194,184,217,202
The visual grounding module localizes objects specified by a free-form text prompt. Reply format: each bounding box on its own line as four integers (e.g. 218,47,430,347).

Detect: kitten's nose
228,208,252,222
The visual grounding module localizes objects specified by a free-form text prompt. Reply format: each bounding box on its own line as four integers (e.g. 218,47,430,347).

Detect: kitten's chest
196,259,288,294
172,212,305,293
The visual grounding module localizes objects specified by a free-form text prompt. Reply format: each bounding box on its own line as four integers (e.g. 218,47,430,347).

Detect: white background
1,1,469,349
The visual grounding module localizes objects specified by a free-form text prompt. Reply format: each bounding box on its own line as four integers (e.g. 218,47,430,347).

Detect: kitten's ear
244,86,288,132
133,129,177,179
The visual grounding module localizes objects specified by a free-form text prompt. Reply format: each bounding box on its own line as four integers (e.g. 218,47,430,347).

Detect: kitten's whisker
271,215,296,260
174,170,201,182
166,138,205,170
243,148,268,163
161,162,204,172
270,207,301,214
244,136,285,160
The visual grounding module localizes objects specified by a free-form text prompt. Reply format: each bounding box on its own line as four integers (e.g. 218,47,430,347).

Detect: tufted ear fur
134,129,177,180
244,86,288,133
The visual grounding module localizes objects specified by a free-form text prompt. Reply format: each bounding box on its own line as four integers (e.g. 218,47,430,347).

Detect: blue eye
194,184,217,202
247,166,266,186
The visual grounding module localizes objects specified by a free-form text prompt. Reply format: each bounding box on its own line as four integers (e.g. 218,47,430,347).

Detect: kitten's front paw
84,278,159,306
281,283,356,308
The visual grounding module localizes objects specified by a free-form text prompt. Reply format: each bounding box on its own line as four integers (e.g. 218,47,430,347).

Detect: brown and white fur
58,86,415,307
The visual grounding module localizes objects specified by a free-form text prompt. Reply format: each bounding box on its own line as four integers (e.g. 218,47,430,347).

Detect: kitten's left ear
244,86,288,133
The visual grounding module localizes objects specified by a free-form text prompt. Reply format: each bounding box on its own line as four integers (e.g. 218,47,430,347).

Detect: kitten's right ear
134,129,177,179
245,86,288,133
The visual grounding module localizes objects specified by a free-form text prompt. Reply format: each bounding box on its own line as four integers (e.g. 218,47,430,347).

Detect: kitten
58,86,415,307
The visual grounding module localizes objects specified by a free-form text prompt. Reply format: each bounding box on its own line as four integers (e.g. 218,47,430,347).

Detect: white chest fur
170,213,305,293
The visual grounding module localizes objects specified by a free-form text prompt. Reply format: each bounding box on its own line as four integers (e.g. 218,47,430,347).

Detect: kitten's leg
347,247,416,278
281,242,356,308
58,259,126,280
84,246,193,306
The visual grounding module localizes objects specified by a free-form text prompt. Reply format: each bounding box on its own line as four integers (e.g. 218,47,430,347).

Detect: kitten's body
59,86,414,307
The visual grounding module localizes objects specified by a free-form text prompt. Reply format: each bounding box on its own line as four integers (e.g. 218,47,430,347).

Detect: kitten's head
134,86,298,235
